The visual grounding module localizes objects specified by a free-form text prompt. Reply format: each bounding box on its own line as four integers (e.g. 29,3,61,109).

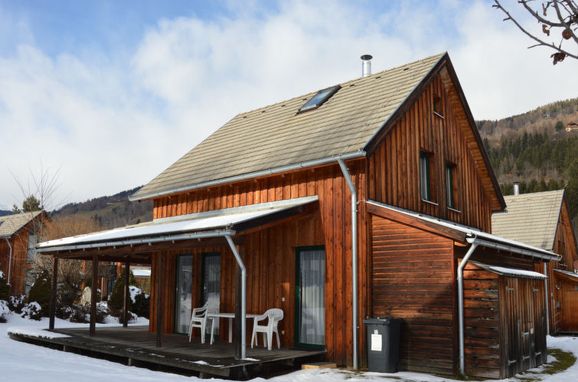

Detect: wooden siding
463,263,500,379
370,214,456,375
499,276,547,377
550,199,578,333
464,263,548,379
558,278,578,333
151,163,368,366
0,224,34,295
368,72,494,231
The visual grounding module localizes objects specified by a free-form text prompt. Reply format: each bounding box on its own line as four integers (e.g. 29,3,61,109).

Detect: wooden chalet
0,211,44,295
31,53,560,379
493,189,578,334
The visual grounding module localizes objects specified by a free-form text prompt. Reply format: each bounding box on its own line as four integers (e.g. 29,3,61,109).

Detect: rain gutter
130,151,367,202
337,158,359,370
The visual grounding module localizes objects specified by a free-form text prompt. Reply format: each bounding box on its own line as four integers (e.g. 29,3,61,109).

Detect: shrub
132,292,150,319
0,300,9,323
56,304,73,320
69,302,108,324
108,271,136,315
28,270,52,316
118,311,138,324
8,295,25,314
0,271,9,301
21,302,42,320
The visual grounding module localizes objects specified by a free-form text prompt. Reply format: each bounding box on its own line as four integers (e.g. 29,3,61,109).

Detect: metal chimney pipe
513,182,520,196
361,54,373,77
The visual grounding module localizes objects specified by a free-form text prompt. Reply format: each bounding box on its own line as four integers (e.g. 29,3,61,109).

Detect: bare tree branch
494,0,578,64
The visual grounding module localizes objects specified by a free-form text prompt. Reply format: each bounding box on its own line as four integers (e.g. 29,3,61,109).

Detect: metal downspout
4,238,13,286
458,238,479,376
544,262,550,335
225,234,247,360
337,158,358,370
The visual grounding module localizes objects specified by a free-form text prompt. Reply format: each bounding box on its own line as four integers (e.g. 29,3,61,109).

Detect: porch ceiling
37,196,318,259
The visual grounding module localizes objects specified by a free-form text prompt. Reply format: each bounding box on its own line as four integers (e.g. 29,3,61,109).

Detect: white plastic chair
251,308,284,350
188,302,209,343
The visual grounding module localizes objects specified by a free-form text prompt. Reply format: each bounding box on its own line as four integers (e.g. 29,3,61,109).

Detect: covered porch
33,196,327,378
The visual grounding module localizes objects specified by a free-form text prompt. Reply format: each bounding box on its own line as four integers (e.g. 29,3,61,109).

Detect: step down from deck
302,362,337,369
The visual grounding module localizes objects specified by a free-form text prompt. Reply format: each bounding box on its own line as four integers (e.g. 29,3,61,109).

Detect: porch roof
366,199,560,261
37,196,318,254
554,269,578,283
472,261,547,280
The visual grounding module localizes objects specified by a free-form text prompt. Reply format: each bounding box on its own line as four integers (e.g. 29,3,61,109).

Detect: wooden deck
9,326,326,379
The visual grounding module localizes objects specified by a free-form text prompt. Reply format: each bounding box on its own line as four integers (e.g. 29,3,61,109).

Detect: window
445,163,458,209
419,152,432,201
27,233,37,262
433,95,443,116
298,85,341,113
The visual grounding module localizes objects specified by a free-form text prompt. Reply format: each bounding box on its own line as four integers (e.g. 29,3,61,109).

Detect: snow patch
8,327,71,339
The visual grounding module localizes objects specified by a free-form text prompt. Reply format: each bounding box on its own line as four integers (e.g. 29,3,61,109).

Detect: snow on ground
1,313,578,382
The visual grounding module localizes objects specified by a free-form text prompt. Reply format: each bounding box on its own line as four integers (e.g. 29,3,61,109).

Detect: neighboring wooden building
37,53,558,379
0,211,44,295
493,189,578,334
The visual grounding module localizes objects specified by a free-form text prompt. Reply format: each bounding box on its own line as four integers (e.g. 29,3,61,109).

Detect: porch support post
123,259,130,328
90,255,98,337
156,254,163,347
225,235,246,360
49,256,58,331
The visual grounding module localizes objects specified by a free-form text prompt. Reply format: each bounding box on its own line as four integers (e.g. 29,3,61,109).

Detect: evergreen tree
28,270,52,316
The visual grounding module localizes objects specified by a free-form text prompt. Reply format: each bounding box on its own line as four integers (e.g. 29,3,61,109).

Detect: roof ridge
235,52,447,118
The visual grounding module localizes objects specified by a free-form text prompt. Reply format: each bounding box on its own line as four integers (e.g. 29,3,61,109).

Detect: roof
472,262,547,280
367,199,559,261
131,53,448,201
0,211,43,239
554,269,578,282
492,189,565,251
37,196,317,253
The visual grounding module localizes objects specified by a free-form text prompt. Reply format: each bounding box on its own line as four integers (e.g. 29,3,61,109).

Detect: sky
1,0,577,211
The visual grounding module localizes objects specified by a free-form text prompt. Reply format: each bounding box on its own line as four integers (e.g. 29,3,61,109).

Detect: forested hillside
52,187,152,229
477,97,578,221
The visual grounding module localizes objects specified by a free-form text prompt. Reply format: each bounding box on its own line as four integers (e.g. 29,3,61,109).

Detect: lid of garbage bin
363,317,393,325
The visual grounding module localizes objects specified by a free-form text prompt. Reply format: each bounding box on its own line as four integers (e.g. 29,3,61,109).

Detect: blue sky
0,0,577,210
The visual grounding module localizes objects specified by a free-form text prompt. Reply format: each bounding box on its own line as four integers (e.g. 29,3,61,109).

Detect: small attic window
298,85,341,113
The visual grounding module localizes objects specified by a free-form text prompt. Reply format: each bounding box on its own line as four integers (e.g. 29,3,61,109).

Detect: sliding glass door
202,253,221,333
175,254,193,334
296,247,326,348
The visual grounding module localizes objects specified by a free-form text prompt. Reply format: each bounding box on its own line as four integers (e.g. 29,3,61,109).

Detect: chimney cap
361,54,373,61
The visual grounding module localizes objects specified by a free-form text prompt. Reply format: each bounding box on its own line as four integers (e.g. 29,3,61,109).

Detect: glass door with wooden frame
174,254,193,334
295,247,326,349
202,253,221,333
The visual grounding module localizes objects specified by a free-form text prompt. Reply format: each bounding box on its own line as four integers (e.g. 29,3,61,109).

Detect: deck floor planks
10,326,325,378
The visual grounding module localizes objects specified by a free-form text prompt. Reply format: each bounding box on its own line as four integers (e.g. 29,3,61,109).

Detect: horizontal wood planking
370,215,456,375
463,263,501,379
151,163,368,366
368,72,494,232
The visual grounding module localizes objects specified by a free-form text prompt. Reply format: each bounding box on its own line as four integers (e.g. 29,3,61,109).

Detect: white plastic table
207,312,258,344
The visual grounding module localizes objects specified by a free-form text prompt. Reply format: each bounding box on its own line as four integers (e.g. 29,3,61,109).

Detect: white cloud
1,0,577,210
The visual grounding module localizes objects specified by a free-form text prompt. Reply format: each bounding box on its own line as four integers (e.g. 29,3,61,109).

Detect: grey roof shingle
492,190,565,251
0,211,42,238
131,53,446,201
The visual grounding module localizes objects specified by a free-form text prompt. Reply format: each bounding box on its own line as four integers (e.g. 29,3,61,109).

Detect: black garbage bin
364,317,401,373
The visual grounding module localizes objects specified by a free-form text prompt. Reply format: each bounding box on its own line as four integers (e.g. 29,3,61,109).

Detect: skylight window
298,85,341,113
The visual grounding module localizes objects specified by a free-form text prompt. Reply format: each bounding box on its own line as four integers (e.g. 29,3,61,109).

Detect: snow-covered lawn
1,313,577,382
